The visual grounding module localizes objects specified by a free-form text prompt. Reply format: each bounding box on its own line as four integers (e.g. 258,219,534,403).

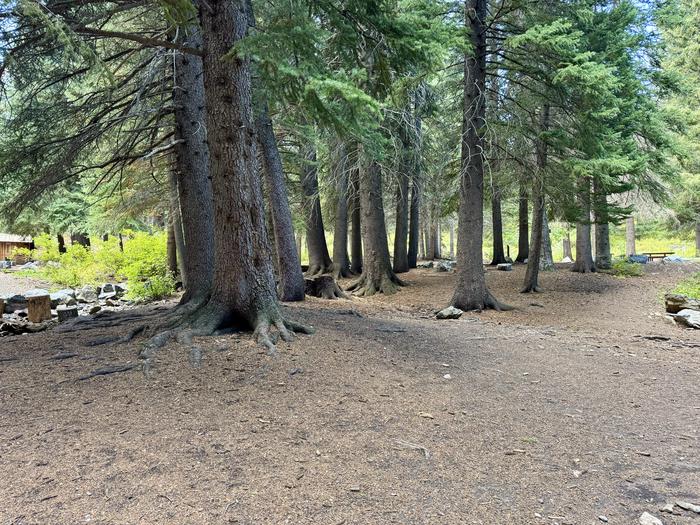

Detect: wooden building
0,233,33,261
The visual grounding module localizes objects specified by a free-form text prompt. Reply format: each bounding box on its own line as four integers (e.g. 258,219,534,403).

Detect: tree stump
305,275,348,300
0,297,4,316
27,293,52,323
57,306,79,322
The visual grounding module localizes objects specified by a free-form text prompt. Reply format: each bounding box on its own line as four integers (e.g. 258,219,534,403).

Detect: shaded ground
1,263,699,524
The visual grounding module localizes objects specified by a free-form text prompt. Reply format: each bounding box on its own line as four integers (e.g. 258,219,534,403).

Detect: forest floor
1,262,699,525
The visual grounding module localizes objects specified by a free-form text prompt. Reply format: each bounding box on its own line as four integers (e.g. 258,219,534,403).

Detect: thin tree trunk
407,116,422,269
490,180,506,265
540,211,554,270
572,177,596,273
349,165,363,274
346,160,404,296
696,219,700,258
173,20,214,305
449,220,455,259
563,232,573,260
593,179,611,269
168,170,187,288
256,106,306,301
626,216,636,256
393,135,410,273
451,0,504,310
515,179,529,263
167,221,178,278
301,147,333,276
522,105,549,293
332,144,352,278
57,234,66,254
296,232,302,263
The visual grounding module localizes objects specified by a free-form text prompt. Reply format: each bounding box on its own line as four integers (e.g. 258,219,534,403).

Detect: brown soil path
1,264,698,524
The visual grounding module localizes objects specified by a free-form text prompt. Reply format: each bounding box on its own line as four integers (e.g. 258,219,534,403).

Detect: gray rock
676,501,700,514
57,306,79,322
665,293,700,314
50,291,76,308
1,294,27,313
76,286,98,303
674,309,700,329
24,288,50,298
417,261,434,269
435,262,450,272
497,263,512,271
436,306,463,320
639,512,663,525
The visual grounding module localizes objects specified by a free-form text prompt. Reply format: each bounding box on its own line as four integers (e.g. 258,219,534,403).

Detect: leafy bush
673,272,700,298
18,231,174,300
610,259,644,277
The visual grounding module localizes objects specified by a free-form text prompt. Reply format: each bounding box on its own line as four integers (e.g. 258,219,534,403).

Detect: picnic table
642,251,674,261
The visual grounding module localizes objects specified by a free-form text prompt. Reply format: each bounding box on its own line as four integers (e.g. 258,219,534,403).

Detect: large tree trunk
572,177,596,273
522,105,549,293
332,145,352,278
515,179,529,263
490,180,507,265
593,179,611,269
301,147,333,276
625,216,636,256
451,0,503,311
256,107,306,301
349,166,363,274
189,0,307,346
346,160,404,296
392,136,410,273
173,22,214,305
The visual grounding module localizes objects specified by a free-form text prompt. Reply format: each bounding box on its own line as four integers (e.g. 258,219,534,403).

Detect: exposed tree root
520,285,543,294
452,290,513,312
571,264,596,274
346,272,405,297
305,275,349,299
331,263,354,280
305,264,334,278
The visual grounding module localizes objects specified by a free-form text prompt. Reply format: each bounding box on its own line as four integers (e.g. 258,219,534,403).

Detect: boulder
417,261,434,269
674,309,700,329
435,262,450,272
76,286,99,303
496,263,512,271
50,290,77,308
436,306,463,320
665,293,700,314
1,294,27,314
561,256,573,263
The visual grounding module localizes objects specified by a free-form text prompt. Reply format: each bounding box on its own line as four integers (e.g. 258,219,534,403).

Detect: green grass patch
673,272,700,298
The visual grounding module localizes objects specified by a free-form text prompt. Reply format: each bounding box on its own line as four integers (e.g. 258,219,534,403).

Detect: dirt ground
1,262,699,524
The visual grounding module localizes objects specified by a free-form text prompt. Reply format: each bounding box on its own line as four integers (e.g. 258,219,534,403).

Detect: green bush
673,272,700,298
610,259,644,277
19,231,174,300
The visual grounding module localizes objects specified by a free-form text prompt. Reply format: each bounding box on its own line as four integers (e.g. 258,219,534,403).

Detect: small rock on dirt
673,309,700,329
676,501,700,514
436,306,463,320
496,263,512,271
639,511,663,525
664,293,700,314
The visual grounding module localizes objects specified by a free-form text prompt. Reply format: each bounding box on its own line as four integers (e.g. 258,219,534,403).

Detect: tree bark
451,0,503,310
301,147,333,276
332,145,352,278
167,220,178,278
195,0,296,339
349,165,363,274
407,116,422,269
540,211,554,270
449,220,455,259
522,105,549,293
57,234,66,254
515,179,529,263
625,216,636,256
346,160,404,296
572,177,596,273
563,232,573,260
696,219,700,258
71,233,90,247
490,180,507,265
593,179,611,269
173,20,214,305
392,138,410,273
256,107,306,301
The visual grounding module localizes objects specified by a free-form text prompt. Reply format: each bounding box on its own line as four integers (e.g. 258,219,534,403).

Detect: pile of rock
0,282,129,336
417,260,457,272
664,293,700,329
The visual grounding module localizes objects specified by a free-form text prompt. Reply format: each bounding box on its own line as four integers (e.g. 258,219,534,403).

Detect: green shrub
673,272,700,298
120,231,175,300
32,233,61,263
611,259,644,277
